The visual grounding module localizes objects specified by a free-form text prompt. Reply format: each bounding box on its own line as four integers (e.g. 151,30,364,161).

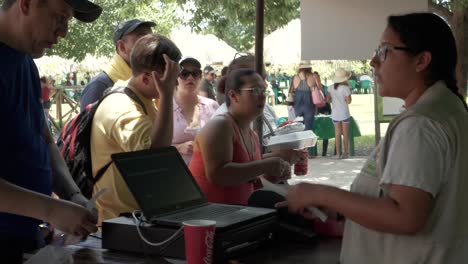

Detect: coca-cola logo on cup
203,230,215,264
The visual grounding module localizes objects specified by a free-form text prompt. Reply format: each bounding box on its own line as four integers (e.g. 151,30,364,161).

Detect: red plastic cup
183,220,216,264
294,149,309,176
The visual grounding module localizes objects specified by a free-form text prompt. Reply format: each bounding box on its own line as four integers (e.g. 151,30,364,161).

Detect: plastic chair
348,80,359,94
360,80,372,94
277,75,290,89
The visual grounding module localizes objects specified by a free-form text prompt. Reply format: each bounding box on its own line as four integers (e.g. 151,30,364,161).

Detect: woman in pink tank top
189,69,292,205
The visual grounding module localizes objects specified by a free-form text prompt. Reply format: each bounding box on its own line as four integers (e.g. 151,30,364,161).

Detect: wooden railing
48,86,83,132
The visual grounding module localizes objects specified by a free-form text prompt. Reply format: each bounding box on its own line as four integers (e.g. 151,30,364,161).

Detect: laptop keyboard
165,204,242,222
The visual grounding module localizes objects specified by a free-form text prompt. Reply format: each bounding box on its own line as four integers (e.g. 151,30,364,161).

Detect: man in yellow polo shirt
90,34,182,223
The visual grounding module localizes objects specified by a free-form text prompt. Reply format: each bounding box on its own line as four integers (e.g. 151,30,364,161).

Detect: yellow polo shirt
90,86,158,223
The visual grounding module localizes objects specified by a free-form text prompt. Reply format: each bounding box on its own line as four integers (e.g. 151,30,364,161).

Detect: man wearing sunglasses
199,65,217,100
89,34,181,223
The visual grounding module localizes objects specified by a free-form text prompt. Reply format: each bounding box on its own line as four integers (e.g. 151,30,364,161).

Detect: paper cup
183,220,216,264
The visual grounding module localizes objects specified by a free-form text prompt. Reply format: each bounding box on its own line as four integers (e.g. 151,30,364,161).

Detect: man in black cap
80,18,155,111
0,0,101,261
199,65,217,100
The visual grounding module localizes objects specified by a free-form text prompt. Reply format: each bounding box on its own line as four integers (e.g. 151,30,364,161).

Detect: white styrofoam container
266,130,318,151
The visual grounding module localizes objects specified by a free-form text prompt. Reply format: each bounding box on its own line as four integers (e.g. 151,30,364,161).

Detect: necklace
228,112,254,161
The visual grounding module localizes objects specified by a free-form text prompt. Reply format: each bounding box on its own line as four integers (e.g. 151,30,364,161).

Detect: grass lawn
272,94,386,156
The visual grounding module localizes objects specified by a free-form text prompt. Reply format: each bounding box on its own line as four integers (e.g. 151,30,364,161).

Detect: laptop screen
111,147,207,218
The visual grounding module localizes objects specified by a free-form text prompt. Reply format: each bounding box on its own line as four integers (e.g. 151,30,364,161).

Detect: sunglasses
179,68,202,80
233,52,250,61
374,43,414,63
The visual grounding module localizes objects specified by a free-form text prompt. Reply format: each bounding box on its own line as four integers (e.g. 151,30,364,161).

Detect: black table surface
67,235,342,264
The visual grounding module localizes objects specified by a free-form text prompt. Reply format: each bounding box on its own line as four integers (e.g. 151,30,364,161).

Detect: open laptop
111,147,276,230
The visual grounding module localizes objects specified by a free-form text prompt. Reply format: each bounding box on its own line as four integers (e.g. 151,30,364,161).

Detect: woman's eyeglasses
374,43,414,62
239,87,268,96
179,68,202,80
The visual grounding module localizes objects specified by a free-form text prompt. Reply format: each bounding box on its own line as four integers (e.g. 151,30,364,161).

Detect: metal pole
255,0,265,151
373,75,381,145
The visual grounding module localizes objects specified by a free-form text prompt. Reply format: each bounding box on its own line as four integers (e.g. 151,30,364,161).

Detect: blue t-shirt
79,71,114,112
0,42,52,237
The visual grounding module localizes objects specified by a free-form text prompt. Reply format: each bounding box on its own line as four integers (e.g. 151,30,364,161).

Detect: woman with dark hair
189,69,291,205
212,54,280,145
281,13,468,263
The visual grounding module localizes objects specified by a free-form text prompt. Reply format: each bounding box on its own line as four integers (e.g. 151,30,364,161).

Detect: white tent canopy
263,19,301,65
170,27,238,68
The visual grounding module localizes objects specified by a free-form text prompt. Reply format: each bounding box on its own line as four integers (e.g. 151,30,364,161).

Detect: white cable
132,210,184,247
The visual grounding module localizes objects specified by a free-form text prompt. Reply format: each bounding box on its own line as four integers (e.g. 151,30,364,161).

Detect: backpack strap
123,87,148,115
92,87,148,183
93,161,112,184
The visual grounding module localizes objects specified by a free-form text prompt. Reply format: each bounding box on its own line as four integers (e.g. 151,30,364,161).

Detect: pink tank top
189,114,262,205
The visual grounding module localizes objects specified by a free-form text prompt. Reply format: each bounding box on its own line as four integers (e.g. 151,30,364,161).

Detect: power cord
132,210,184,247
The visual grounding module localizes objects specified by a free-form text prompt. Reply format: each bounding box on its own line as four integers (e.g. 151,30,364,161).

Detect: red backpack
56,87,147,198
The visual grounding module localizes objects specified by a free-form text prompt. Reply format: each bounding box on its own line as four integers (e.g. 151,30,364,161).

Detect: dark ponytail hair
388,13,467,111
218,53,266,99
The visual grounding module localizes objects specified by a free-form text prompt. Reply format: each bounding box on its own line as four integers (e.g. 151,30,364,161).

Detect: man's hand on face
151,54,180,97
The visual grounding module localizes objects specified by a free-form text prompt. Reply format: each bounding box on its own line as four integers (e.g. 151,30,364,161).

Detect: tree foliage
48,0,181,61
430,0,468,96
164,0,300,51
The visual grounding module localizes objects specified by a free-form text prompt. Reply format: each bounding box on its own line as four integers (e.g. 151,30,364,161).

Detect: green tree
165,0,300,51
48,0,181,61
430,0,468,96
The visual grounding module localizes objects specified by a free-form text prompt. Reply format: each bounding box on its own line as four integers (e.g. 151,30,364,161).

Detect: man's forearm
0,178,52,221
151,93,174,148
43,117,80,200
48,142,81,199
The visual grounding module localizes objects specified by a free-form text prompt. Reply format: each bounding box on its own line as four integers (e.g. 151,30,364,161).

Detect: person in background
326,68,352,159
314,71,332,157
40,76,52,118
281,13,468,263
199,65,217,100
190,69,292,205
291,61,322,130
291,61,323,157
0,0,102,261
216,66,228,105
90,34,181,223
173,57,219,165
80,19,155,111
265,79,276,107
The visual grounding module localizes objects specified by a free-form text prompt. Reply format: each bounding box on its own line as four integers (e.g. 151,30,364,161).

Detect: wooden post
56,88,63,127
255,0,265,151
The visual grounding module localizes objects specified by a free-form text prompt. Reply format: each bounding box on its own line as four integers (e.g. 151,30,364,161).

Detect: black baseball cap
113,19,156,45
179,57,201,69
64,0,102,23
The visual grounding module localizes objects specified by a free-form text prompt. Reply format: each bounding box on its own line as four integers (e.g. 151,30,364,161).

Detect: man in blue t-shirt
0,0,101,261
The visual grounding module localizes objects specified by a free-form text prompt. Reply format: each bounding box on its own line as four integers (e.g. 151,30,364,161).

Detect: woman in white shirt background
326,68,352,159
